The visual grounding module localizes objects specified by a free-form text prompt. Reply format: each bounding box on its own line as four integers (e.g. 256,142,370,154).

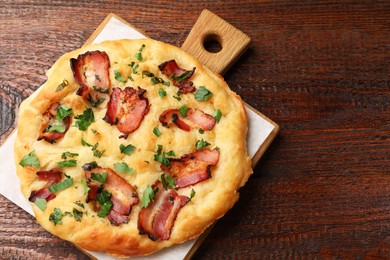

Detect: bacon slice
83,165,139,225
158,60,196,93
70,50,110,105
29,169,62,202
161,148,220,188
138,181,189,241
37,103,71,143
159,108,216,132
103,87,149,138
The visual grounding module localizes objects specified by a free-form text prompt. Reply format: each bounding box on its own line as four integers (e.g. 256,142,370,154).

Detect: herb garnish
57,159,77,168
49,176,74,193
114,70,127,83
74,201,85,208
213,109,222,122
176,71,190,83
96,190,113,217
114,162,135,174
120,144,136,155
194,86,213,101
179,106,188,117
91,172,108,183
56,105,73,121
87,94,105,108
56,79,69,92
161,173,175,190
19,150,40,168
49,208,63,225
73,208,83,222
153,127,161,137
188,188,196,202
81,137,93,147
153,145,175,167
141,184,159,208
35,198,47,211
75,108,95,131
173,91,181,101
158,88,167,97
81,179,90,194
61,152,79,160
92,143,105,158
135,44,145,61
93,86,109,94
48,124,66,133
195,139,210,149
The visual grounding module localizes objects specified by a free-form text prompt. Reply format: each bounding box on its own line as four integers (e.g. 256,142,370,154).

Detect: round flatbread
14,39,252,257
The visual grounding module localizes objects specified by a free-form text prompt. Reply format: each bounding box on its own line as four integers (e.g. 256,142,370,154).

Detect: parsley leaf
213,109,222,123
161,173,175,190
49,208,63,225
114,162,135,174
153,127,161,137
35,198,47,211
61,151,79,160
141,184,159,208
195,139,211,149
81,137,93,147
132,63,139,74
74,201,85,208
120,144,136,155
92,86,109,94
73,208,83,222
57,159,77,167
81,179,90,195
114,70,127,83
87,94,105,108
158,88,167,97
56,105,73,121
135,44,145,61
179,106,188,117
56,79,69,92
19,150,40,168
92,143,105,158
75,108,95,131
96,190,113,217
194,86,213,101
91,172,108,183
188,188,196,202
153,145,173,167
173,91,181,101
48,124,66,133
176,71,190,83
49,177,74,193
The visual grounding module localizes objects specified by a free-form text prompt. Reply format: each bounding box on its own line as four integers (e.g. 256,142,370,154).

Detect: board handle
181,9,251,75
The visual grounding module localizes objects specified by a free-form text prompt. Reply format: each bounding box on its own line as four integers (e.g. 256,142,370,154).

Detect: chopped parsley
199,129,204,134
35,198,47,211
173,91,181,101
213,109,222,123
74,108,95,131
188,188,196,202
195,139,211,149
74,201,85,208
114,162,135,174
141,184,159,208
57,159,77,168
153,127,161,137
48,124,66,133
176,71,190,83
135,44,145,61
87,94,105,108
132,63,139,74
91,172,108,183
153,145,174,167
161,173,175,190
120,144,136,155
151,77,170,86
114,70,127,83
194,86,213,101
92,143,105,158
49,176,74,193
81,137,93,147
61,151,79,160
179,106,188,117
158,88,167,97
96,190,113,217
92,86,109,94
56,105,73,121
49,208,63,225
73,208,83,222
19,150,40,168
81,179,90,195
56,79,69,92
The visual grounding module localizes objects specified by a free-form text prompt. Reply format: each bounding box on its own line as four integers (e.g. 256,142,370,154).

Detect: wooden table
1,0,389,258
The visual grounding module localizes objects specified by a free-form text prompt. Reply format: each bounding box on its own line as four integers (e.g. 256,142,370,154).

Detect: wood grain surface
1,0,389,259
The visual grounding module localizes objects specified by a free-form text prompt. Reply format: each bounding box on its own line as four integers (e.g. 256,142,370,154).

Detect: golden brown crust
14,39,252,256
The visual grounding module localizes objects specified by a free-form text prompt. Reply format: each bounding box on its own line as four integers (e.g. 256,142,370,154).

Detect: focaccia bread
14,39,252,257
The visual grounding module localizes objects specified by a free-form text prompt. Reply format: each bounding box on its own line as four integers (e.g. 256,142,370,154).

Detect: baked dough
14,39,252,257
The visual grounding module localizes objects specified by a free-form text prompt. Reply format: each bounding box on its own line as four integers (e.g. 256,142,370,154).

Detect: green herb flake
35,198,47,211
141,184,159,208
56,105,73,121
96,190,113,217
61,151,79,160
135,44,145,61
75,108,95,131
188,188,196,202
81,137,93,147
176,71,190,83
179,106,188,117
81,179,90,195
142,70,154,77
74,201,85,208
56,79,69,92
132,63,139,74
194,86,213,101
161,173,175,190
114,70,127,83
128,75,134,81
91,172,108,183
49,208,63,225
92,143,105,158
48,124,66,133
93,86,109,94
158,88,167,97
195,139,211,150
213,109,222,123
153,145,172,167
199,129,204,134
57,159,77,168
153,127,162,137
120,144,136,155
73,208,83,222
114,162,135,174
87,94,105,108
49,177,73,193
19,150,40,168
173,91,181,101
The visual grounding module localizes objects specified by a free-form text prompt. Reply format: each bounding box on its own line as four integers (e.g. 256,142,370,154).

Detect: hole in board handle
203,33,222,53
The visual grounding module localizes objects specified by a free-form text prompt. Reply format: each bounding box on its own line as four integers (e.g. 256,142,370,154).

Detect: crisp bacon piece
84,165,139,225
29,169,62,202
103,87,149,138
158,60,196,94
159,108,216,132
161,148,220,188
37,103,71,143
70,50,110,105
138,181,189,241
